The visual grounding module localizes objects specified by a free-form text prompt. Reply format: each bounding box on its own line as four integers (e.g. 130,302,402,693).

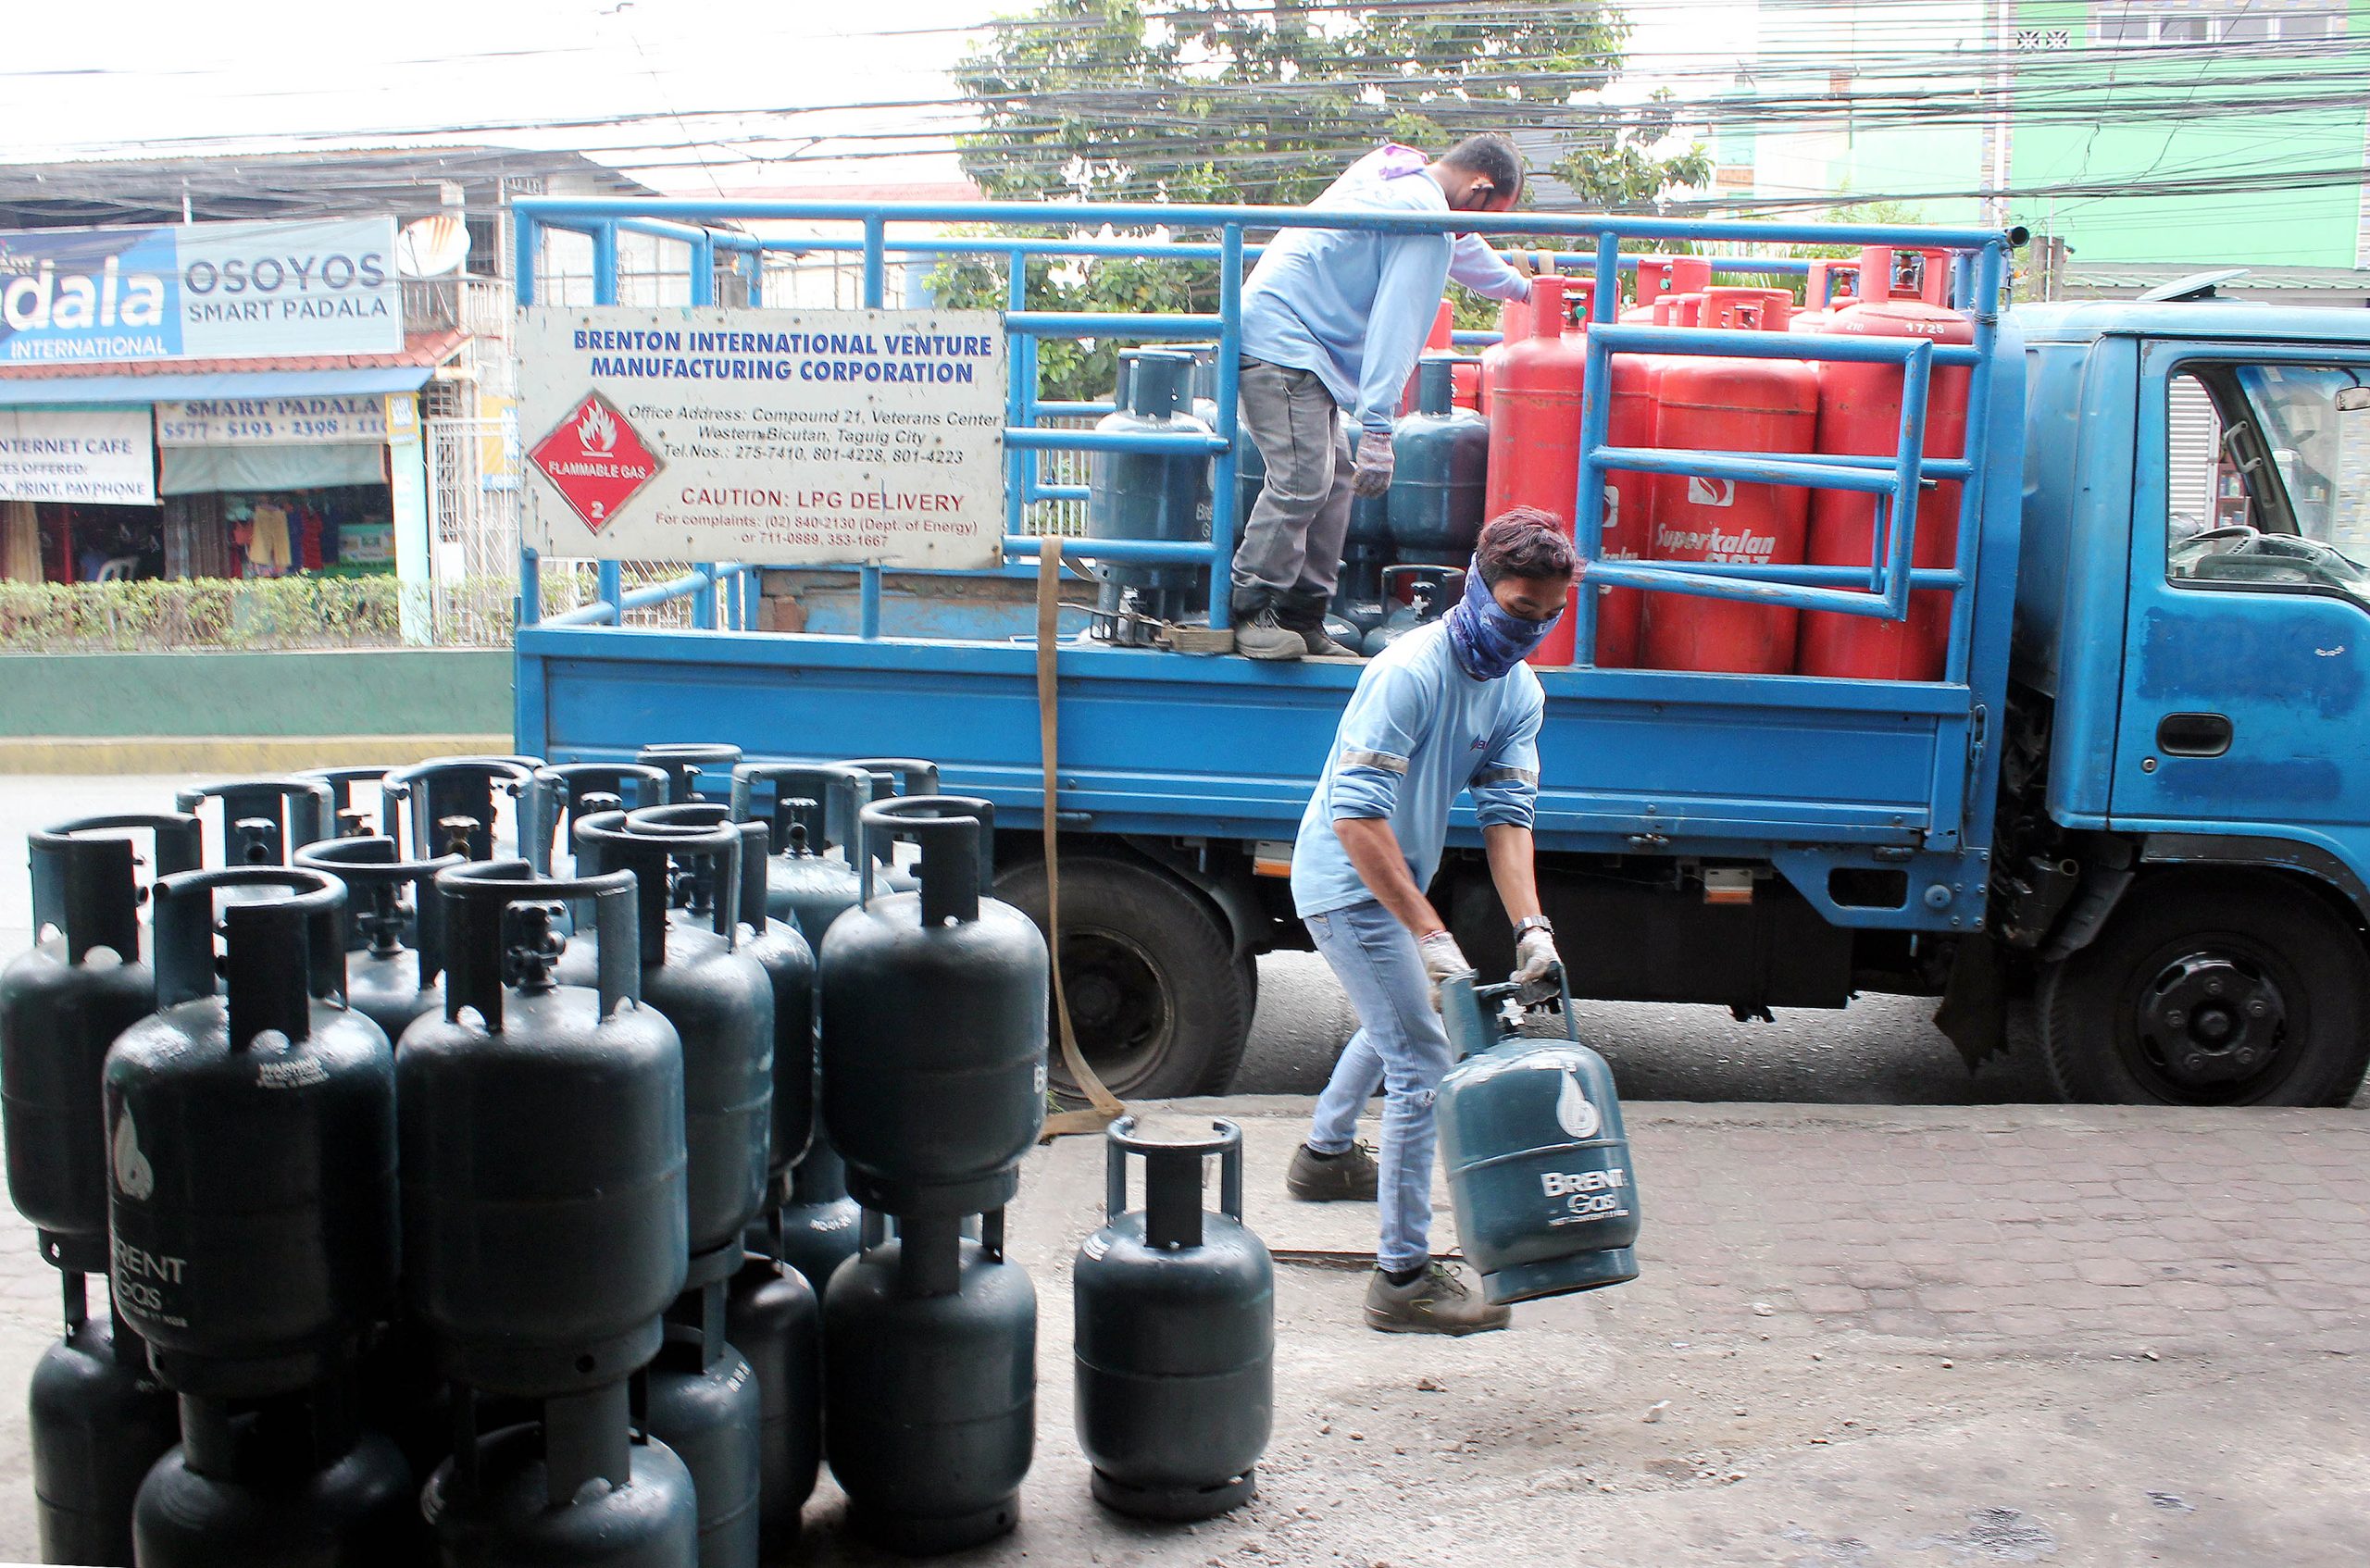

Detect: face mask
1443,555,1559,680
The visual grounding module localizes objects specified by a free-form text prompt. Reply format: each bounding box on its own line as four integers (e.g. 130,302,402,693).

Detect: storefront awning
0,364,436,409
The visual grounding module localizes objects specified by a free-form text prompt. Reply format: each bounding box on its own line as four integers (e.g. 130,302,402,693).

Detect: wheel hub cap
2139,954,2286,1087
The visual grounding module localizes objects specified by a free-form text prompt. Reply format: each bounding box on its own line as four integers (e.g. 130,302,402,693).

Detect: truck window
2164,362,2370,609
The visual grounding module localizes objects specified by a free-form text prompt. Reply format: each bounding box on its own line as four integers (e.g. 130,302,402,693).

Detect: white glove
1418,928,1475,1009
1514,924,1562,1002
1351,428,1396,498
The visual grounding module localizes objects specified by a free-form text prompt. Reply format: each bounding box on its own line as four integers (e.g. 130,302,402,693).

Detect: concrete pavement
0,1097,2363,1565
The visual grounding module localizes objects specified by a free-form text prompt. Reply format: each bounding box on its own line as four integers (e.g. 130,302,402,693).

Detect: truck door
2112,344,2370,840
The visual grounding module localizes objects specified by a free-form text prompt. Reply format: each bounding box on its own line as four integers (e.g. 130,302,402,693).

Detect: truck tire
2038,869,2370,1106
996,855,1253,1099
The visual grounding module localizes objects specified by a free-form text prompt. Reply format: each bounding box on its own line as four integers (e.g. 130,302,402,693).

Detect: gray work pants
1230,357,1354,603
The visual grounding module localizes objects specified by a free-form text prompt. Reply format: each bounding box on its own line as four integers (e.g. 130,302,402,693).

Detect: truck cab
1995,294,2370,1103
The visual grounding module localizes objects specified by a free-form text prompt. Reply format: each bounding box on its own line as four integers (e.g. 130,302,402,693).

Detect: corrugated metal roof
2064,264,2370,293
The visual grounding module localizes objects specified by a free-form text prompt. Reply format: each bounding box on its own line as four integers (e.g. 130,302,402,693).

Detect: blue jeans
1304,899,1454,1273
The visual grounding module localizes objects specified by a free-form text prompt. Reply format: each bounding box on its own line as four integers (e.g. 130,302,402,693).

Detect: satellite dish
395,215,469,279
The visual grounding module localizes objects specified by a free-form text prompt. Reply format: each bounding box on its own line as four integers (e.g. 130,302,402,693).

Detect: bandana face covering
1443,555,1559,680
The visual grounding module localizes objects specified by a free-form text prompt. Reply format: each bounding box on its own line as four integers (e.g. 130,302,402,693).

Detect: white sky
0,0,1753,192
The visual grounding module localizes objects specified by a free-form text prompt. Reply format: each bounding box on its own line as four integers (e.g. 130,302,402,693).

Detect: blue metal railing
511,197,2014,671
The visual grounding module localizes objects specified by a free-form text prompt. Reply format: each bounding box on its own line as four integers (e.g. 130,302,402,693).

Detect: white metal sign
0,408,156,504
518,306,1007,569
155,394,390,447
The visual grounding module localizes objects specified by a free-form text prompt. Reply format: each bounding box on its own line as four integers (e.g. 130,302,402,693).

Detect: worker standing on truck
1285,508,1572,1334
1230,134,1535,661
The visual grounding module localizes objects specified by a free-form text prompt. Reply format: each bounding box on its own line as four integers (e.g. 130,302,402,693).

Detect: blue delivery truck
507,198,2370,1109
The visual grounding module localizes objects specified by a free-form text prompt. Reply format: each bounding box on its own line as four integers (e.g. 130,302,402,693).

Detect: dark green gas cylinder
726,1248,820,1554
1086,350,1213,641
530,762,671,876
627,805,817,1202
424,1385,696,1568
6,814,202,1278
1387,359,1491,566
133,1391,418,1568
31,1277,180,1568
842,758,940,894
1435,974,1641,1305
1075,1115,1273,1521
824,1212,1036,1553
104,868,395,1400
173,777,333,871
767,1139,861,1296
645,1279,762,1568
293,836,464,1043
401,864,687,1395
819,798,1047,1218
730,763,870,944
1333,419,1395,637
383,757,537,864
564,815,773,1289
1175,342,1266,534
298,766,400,840
1361,565,1465,658
639,741,742,805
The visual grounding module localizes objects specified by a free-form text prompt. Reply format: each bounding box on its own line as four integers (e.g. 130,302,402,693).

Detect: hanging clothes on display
246,499,293,575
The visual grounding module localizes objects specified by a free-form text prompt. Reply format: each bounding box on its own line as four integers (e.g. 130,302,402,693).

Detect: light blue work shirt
1291,619,1545,919
1241,144,1530,435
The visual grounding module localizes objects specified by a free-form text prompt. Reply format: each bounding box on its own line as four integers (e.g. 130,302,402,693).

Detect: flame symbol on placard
112,1108,154,1201
577,401,618,454
1554,1073,1601,1140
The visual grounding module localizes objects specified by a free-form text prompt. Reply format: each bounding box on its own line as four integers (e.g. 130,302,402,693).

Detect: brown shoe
1234,607,1305,661
1286,1139,1378,1201
1364,1262,1512,1336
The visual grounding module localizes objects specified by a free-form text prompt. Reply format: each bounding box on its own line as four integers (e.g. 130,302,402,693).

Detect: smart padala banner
0,218,401,365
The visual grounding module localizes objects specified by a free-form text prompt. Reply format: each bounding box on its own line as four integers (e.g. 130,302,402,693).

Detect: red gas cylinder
1478,292,1531,417
1790,260,1861,332
1638,286,1820,676
1796,246,1971,681
1403,302,1480,413
1620,256,1674,323
1484,274,1592,540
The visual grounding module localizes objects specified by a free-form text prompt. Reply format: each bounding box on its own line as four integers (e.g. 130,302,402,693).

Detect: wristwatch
1512,915,1554,938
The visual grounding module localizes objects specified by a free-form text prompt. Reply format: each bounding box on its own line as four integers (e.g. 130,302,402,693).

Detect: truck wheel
997,856,1253,1099
2039,870,2370,1106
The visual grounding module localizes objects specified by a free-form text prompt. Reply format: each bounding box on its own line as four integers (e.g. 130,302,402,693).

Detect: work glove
1351,428,1396,498
1514,924,1564,1008
1418,928,1476,1011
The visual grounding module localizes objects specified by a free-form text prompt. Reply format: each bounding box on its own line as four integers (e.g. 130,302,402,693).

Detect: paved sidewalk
0,1098,2363,1565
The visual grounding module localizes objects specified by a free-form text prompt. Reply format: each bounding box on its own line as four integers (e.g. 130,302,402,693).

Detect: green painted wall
0,650,512,738
2010,1,2369,266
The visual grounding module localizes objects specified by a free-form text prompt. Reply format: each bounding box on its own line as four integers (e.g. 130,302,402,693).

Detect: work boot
1286,1139,1378,1201
1229,586,1304,661
1364,1262,1513,1337
1277,588,1363,658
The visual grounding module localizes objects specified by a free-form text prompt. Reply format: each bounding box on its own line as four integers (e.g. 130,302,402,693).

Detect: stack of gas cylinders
1084,243,1967,682
2,746,1276,1564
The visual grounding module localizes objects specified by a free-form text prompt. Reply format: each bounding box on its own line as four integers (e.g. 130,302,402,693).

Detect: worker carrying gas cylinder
1230,135,1534,660
1284,508,1572,1333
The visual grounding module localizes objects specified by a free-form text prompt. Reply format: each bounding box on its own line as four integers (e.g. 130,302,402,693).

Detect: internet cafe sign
0,218,402,366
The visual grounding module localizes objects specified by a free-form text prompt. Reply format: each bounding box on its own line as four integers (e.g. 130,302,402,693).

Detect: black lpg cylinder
401,864,687,1397
30,1277,180,1568
530,763,670,877
729,763,869,944
293,836,463,1042
103,868,395,1400
424,1388,696,1568
725,1250,820,1553
639,741,743,805
296,765,399,840
840,759,940,893
645,1283,762,1568
5,813,202,1277
628,805,817,1192
1075,1115,1274,1520
823,1213,1037,1554
820,798,1047,1218
133,1392,418,1568
174,777,333,874
562,815,773,1288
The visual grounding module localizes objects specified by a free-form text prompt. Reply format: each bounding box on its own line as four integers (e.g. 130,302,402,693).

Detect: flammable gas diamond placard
527,392,664,535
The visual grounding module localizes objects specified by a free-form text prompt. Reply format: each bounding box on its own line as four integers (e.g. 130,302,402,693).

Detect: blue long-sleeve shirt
1241,145,1531,435
1291,619,1545,919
